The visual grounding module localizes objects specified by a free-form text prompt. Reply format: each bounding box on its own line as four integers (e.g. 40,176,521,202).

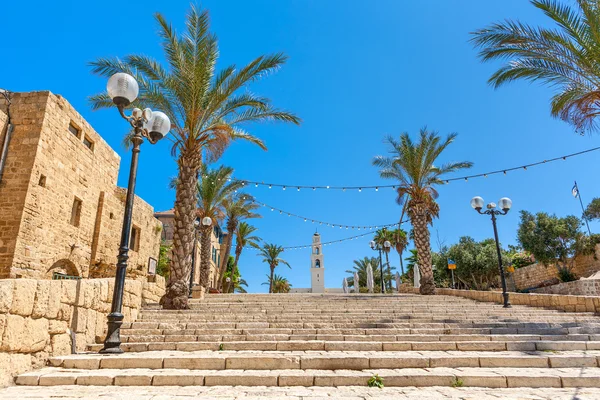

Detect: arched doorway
47,259,79,278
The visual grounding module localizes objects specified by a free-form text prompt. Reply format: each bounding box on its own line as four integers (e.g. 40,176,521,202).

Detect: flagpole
575,181,592,236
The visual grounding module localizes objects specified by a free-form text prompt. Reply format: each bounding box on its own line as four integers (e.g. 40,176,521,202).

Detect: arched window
315,259,321,268
315,247,320,255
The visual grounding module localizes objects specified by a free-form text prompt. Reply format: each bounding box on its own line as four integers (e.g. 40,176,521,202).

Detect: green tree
392,228,409,275
263,274,291,293
373,129,473,295
233,222,261,289
216,194,261,290
517,211,598,281
345,256,388,291
156,242,172,279
471,0,600,133
584,198,600,221
223,256,248,293
89,6,299,309
256,244,290,293
196,165,244,297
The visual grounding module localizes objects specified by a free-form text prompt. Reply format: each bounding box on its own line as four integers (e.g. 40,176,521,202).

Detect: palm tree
196,165,243,298
216,195,261,290
263,274,291,293
392,228,409,275
345,257,382,288
471,0,600,133
373,129,472,295
374,228,396,291
233,222,261,286
257,244,290,293
89,6,300,309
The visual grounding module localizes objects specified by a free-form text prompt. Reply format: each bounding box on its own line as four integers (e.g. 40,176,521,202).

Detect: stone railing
399,284,600,314
0,275,165,386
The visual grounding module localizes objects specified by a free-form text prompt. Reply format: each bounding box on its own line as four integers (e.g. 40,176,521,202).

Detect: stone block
48,320,68,335
60,281,77,305
0,280,14,313
32,280,51,318
51,333,71,355
2,314,26,351
11,279,37,316
45,281,62,319
163,357,225,370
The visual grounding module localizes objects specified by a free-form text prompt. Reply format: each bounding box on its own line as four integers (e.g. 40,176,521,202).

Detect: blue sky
3,1,598,292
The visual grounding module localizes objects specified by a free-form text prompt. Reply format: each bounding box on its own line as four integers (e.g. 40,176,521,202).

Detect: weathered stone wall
532,279,600,296
512,245,600,290
397,286,600,314
0,275,165,387
0,91,162,279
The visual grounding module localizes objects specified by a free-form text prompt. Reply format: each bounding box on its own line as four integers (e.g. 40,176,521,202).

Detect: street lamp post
384,240,392,291
471,196,513,308
101,73,171,354
189,219,200,298
369,240,385,294
199,216,213,295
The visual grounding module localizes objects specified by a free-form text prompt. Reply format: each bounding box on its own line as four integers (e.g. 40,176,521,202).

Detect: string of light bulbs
253,199,400,230
226,145,600,191
244,222,407,251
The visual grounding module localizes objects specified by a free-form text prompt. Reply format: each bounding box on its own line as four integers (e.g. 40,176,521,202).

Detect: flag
572,182,579,198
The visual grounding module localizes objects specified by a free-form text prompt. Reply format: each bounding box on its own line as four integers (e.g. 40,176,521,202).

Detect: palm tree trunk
269,265,275,293
231,246,242,293
160,157,198,310
216,220,236,290
411,211,435,295
199,224,213,293
399,253,405,275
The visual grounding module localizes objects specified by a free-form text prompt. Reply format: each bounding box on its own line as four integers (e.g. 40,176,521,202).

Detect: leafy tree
345,256,385,289
263,274,291,293
471,0,600,133
156,242,172,279
223,256,248,293
196,165,243,295
216,194,260,290
89,6,299,309
373,129,472,294
517,211,598,280
391,228,409,275
256,244,290,293
233,222,261,289
584,198,600,221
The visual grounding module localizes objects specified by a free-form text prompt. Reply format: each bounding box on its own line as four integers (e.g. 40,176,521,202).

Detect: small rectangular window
70,197,82,227
68,122,80,138
83,135,94,151
130,226,141,252
38,175,46,187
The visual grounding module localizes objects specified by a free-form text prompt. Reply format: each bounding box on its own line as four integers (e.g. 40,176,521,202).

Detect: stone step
50,350,600,370
16,366,600,388
87,339,600,352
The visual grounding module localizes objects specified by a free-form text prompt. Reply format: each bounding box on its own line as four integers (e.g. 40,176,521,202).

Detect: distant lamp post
383,240,392,291
189,219,200,298
101,73,171,354
369,240,385,294
471,196,512,308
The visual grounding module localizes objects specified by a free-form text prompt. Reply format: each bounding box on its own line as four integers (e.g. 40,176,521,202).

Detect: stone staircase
12,293,600,390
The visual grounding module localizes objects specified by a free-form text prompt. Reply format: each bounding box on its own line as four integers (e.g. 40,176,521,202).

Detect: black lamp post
471,196,513,308
369,240,385,294
189,219,200,298
100,73,171,354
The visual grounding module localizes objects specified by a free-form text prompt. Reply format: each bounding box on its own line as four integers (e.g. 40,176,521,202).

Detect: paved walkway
1,386,599,399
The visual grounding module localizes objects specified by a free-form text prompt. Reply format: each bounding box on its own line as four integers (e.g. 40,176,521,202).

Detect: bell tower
310,232,325,293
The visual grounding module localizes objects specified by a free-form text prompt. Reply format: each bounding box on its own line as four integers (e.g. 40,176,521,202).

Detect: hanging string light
253,200,401,230
213,146,600,191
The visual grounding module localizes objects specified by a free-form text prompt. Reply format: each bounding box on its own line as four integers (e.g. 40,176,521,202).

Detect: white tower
310,233,325,293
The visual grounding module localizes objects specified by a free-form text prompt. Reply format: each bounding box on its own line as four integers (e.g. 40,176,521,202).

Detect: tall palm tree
233,222,261,285
374,228,396,291
392,228,409,275
263,274,291,293
196,165,242,298
216,195,261,290
89,6,300,309
373,129,472,295
345,257,382,288
471,0,600,133
257,244,290,293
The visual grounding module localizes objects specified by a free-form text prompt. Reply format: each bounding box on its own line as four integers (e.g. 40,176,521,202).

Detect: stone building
154,209,226,289
0,91,162,279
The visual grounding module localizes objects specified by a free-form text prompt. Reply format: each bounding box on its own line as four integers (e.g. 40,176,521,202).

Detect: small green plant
367,374,384,389
557,267,577,283
451,377,464,388
218,343,224,351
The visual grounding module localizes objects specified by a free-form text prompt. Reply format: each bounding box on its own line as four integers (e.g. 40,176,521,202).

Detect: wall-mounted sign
148,257,157,275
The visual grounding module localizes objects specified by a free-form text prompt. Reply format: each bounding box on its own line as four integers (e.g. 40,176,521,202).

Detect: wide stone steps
16,366,600,388
87,339,600,353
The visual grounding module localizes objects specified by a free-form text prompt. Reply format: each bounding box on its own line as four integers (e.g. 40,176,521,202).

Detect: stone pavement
2,385,600,399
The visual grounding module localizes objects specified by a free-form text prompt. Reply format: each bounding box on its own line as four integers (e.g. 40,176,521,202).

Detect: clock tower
310,233,325,293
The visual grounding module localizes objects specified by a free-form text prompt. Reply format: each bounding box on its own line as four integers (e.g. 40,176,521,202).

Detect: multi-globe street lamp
369,240,385,294
470,196,513,308
100,73,171,354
